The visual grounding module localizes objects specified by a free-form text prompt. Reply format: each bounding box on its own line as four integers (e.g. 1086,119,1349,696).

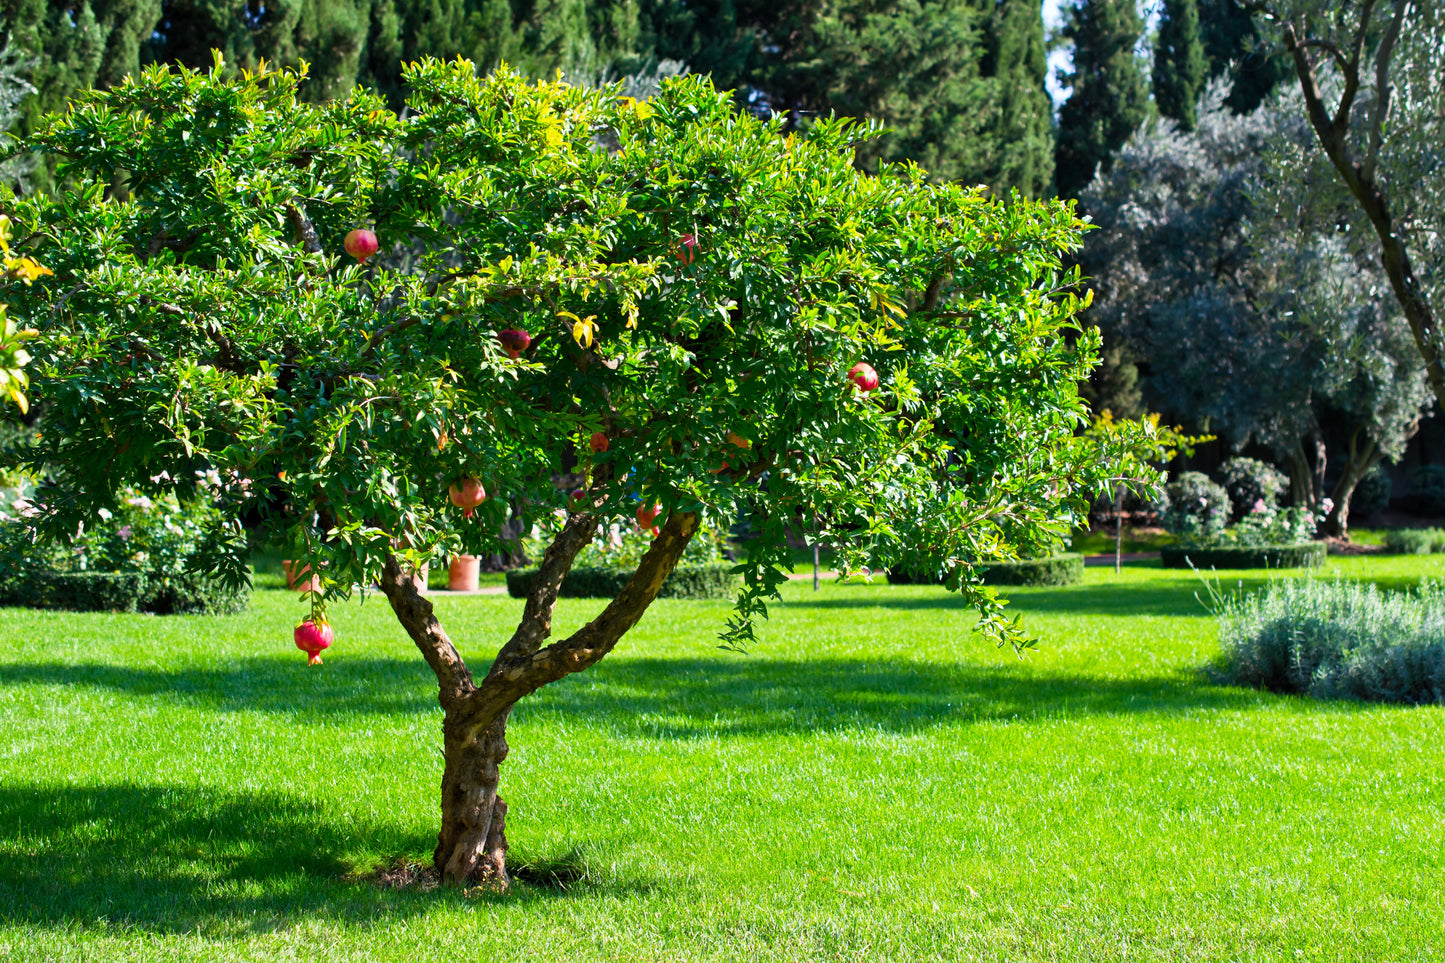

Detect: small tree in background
4,58,1130,885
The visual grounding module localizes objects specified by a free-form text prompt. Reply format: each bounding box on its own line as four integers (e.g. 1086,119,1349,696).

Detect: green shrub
1158,471,1232,544
1381,527,1445,554
1220,578,1445,704
1160,542,1326,569
1352,464,1393,517
887,554,1084,587
1218,457,1289,521
0,569,249,614
506,563,739,600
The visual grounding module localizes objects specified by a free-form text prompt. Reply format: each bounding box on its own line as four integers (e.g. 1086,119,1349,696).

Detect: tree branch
285,202,324,255
1364,0,1407,181
1330,0,1377,138
379,551,476,710
455,510,701,740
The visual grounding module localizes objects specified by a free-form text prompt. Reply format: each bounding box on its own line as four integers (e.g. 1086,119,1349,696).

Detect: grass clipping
1219,576,1445,705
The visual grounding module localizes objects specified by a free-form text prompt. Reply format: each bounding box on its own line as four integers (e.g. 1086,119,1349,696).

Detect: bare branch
285,202,324,255
1364,0,1408,181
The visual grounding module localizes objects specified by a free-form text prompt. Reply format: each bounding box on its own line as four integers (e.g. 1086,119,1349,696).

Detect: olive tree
3,56,1127,885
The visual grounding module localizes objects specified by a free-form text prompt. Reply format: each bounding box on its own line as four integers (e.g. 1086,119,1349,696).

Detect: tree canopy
3,57,1128,882
1054,0,1150,199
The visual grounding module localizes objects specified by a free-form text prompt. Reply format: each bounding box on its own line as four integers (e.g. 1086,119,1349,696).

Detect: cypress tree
975,0,1053,196
1196,0,1288,114
1152,0,1205,130
1054,0,1148,199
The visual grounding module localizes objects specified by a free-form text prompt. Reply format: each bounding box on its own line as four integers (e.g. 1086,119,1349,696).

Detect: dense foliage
1053,0,1148,199
1152,0,1207,131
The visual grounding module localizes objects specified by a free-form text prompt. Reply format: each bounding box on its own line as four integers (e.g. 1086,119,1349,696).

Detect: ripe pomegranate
847,361,879,393
590,432,610,453
449,476,487,518
677,233,698,265
343,229,379,264
498,328,532,359
294,619,333,665
569,488,588,511
636,503,662,535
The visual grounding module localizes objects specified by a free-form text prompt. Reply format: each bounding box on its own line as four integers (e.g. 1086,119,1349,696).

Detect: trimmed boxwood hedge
0,570,250,614
1160,542,1326,570
887,553,1085,587
506,563,739,600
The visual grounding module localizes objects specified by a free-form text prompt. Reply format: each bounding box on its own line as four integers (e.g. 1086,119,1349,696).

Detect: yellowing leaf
5,257,52,285
571,314,599,349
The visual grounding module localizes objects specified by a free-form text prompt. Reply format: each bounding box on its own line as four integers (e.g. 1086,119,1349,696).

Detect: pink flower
117,526,133,541
1252,499,1266,513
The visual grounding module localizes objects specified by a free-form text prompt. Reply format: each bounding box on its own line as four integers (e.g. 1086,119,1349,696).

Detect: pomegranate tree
8,59,1137,888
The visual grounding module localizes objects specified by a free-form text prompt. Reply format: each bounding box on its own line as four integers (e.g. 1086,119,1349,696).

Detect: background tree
1244,0,1445,420
1054,0,1150,198
1197,0,1289,113
1153,0,1207,130
6,58,1126,885
1079,81,1433,535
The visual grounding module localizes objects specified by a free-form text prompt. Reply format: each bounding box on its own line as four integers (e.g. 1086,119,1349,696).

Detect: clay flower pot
448,555,480,592
282,560,320,592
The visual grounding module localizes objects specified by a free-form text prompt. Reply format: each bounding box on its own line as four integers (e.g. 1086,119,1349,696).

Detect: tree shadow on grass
0,783,642,935
518,656,1292,739
789,577,1281,618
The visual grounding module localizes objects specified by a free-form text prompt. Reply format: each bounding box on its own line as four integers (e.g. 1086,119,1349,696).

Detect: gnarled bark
378,509,702,884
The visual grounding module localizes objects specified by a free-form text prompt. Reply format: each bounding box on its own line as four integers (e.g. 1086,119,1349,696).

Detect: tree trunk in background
1286,430,1327,510
435,710,512,885
1323,437,1382,539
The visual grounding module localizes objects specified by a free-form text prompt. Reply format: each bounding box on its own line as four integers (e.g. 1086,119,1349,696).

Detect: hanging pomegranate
676,233,698,265
343,229,379,264
590,432,610,453
294,618,333,665
636,503,662,536
497,328,532,359
449,476,487,518
847,362,879,393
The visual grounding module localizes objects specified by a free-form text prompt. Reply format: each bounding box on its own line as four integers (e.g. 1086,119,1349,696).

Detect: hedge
506,563,739,600
887,553,1085,587
0,570,250,614
1160,542,1326,570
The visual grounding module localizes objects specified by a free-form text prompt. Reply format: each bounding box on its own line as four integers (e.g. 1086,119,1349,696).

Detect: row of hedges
886,554,1085,587
1160,543,1326,570
506,563,740,600
0,570,250,614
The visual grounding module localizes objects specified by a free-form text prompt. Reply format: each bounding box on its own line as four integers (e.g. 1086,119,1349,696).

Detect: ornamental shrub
1220,577,1445,704
1381,527,1445,554
1158,471,1232,544
1160,542,1326,569
1408,465,1445,514
1218,457,1288,521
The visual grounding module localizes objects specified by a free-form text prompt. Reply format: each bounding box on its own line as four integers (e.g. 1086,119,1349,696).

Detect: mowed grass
1,556,1444,961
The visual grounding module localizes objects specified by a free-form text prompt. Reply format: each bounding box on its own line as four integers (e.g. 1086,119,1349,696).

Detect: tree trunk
1323,435,1382,539
1285,429,1327,511
435,710,512,885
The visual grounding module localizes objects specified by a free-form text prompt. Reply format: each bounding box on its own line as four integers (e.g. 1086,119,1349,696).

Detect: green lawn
2,556,1444,961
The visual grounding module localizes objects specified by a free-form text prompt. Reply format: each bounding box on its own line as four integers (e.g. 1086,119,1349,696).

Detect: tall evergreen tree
1054,0,1148,199
973,0,1054,196
1152,0,1205,130
1196,0,1287,114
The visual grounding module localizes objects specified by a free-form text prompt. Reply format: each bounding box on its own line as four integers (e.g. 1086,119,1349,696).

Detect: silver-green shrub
1220,578,1445,704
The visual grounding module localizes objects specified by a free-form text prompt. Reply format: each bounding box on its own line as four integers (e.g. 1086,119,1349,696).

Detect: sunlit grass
0,557,1442,960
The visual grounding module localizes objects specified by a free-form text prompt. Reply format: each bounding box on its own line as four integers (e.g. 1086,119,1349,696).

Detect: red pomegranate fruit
343,229,379,264
636,503,662,535
847,361,879,393
726,432,751,449
590,432,610,453
677,233,698,265
449,476,487,518
498,328,532,359
569,488,588,510
294,619,334,665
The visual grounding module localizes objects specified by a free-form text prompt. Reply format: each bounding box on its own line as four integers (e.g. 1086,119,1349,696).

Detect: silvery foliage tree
1244,0,1445,415
0,43,35,189
1079,79,1432,536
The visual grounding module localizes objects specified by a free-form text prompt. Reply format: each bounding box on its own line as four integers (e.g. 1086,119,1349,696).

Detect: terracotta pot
282,560,320,592
448,554,480,592
410,564,429,593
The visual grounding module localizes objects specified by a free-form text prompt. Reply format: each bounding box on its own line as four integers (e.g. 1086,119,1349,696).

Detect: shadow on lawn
0,783,630,933
0,652,1273,735
792,576,1280,618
